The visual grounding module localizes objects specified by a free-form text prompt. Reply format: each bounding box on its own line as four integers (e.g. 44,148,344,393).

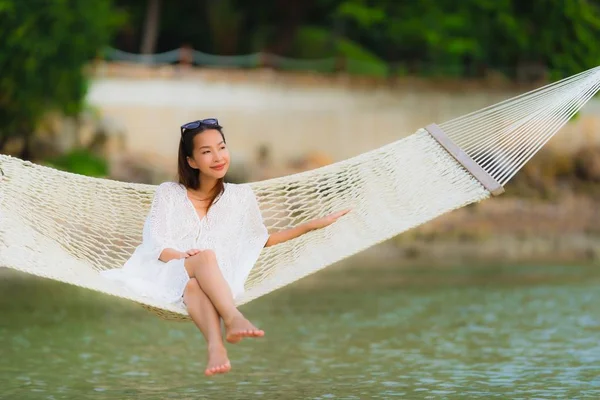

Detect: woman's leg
184,250,264,343
183,278,230,376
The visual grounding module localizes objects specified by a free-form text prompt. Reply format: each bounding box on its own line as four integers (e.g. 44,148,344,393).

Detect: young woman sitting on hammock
101,118,349,376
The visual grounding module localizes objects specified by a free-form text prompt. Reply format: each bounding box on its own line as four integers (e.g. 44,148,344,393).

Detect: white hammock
1,66,599,320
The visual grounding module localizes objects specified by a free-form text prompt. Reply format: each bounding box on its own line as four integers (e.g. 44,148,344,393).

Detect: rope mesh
440,66,600,185
0,131,488,320
2,66,599,320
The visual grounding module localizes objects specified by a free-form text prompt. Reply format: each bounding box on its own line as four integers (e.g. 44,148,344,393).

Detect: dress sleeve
229,185,270,295
244,186,269,248
142,183,175,260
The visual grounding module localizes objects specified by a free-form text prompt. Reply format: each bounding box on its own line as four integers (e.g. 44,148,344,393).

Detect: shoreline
359,194,600,267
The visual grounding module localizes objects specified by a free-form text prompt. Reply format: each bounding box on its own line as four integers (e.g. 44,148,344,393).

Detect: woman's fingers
338,209,351,217
320,209,351,226
186,249,201,256
309,209,351,230
331,209,351,220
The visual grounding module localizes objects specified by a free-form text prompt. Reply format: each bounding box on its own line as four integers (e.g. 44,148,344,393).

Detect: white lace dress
100,182,269,304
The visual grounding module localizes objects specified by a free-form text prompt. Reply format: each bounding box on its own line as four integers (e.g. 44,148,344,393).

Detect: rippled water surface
1,263,599,399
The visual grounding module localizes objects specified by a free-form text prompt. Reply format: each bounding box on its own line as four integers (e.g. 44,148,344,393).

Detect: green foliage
45,148,108,177
111,0,600,80
294,26,382,61
289,26,388,76
330,0,600,79
335,1,385,28
0,0,123,155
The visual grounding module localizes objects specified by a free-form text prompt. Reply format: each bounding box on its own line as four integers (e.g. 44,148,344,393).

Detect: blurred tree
334,0,600,79
206,0,244,54
83,0,600,79
0,0,123,158
140,0,161,54
268,0,315,56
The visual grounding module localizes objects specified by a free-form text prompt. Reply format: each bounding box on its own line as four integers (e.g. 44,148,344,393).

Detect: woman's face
187,129,230,180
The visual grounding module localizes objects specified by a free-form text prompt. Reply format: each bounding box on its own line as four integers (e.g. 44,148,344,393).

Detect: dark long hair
178,124,226,210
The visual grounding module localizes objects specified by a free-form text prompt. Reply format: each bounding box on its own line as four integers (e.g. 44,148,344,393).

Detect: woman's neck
195,176,219,197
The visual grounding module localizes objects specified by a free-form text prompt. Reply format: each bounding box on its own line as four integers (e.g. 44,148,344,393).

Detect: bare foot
225,315,265,344
205,345,231,377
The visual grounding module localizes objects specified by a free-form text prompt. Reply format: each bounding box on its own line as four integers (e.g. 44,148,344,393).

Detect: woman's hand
184,249,202,258
306,209,351,231
160,248,192,262
265,209,351,247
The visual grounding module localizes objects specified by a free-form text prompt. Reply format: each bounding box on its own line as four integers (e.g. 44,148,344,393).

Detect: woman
101,118,349,376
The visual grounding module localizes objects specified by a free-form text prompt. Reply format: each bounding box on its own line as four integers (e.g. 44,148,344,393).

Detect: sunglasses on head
180,118,220,135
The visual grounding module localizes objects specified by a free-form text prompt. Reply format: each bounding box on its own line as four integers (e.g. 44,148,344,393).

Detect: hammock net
1,66,599,320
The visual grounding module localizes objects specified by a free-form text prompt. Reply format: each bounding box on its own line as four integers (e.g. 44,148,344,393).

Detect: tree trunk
269,0,313,56
19,130,32,161
140,0,161,54
206,0,242,55
0,133,8,153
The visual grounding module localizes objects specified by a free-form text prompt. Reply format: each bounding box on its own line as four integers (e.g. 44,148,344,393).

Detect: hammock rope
1,66,599,321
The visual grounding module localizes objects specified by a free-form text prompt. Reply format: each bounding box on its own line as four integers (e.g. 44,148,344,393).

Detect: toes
204,365,228,376
225,326,264,342
217,364,230,374
206,365,229,376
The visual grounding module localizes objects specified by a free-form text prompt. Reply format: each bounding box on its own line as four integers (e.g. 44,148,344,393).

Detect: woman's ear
187,156,198,170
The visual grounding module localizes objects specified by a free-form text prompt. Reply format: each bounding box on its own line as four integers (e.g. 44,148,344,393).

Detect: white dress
100,181,269,304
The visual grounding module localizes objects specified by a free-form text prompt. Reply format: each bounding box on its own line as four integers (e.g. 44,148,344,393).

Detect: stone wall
88,63,600,182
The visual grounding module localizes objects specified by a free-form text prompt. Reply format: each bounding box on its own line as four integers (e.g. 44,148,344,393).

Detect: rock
88,116,127,158
287,151,333,172
108,153,172,184
574,146,600,182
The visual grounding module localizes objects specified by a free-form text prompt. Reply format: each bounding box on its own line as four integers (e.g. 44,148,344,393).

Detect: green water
1,263,599,399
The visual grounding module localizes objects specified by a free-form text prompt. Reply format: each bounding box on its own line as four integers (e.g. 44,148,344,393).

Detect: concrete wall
87,66,600,175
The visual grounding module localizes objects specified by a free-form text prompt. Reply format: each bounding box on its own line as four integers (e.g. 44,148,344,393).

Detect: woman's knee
183,278,200,303
200,249,216,260
184,250,217,277
186,249,216,269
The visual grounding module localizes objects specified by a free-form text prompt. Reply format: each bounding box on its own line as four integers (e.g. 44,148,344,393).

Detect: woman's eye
202,151,210,154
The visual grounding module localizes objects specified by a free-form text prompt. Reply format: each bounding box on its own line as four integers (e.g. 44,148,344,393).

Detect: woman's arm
265,223,312,247
159,248,203,262
159,248,187,262
264,209,350,247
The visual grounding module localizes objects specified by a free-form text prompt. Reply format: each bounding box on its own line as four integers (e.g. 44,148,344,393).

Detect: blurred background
1,0,600,398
